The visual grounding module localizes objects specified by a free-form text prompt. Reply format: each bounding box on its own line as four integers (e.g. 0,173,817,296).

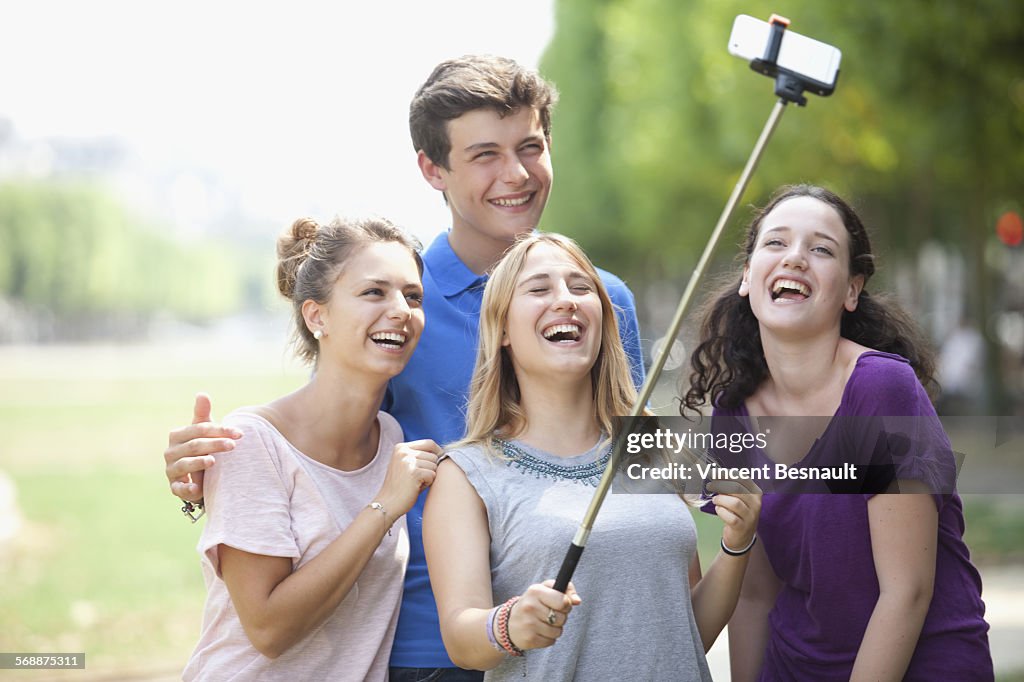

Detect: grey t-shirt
447,438,712,682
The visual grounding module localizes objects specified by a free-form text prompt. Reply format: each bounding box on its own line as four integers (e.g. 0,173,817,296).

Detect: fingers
712,490,761,550
170,479,205,503
508,581,580,649
402,438,444,455
712,499,742,526
413,454,438,490
564,582,582,606
192,393,213,425
168,422,243,449
540,579,582,606
166,453,216,480
380,442,442,512
704,477,762,496
165,452,215,501
165,423,241,497
711,489,760,521
394,441,441,487
166,455,210,502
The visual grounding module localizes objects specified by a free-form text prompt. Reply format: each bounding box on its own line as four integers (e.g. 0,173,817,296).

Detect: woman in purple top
683,185,992,681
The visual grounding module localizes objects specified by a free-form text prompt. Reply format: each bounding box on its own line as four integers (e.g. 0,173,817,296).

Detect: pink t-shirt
184,411,408,682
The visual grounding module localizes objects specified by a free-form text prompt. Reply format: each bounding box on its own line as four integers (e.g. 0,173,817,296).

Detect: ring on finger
546,608,557,626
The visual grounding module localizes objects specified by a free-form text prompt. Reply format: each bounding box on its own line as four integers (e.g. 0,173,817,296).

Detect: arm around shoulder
165,393,243,502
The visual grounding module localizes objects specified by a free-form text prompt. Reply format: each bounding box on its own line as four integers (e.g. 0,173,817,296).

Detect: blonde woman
423,233,760,680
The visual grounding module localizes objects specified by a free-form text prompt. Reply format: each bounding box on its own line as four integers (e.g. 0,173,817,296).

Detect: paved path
705,563,1024,680
25,564,1024,681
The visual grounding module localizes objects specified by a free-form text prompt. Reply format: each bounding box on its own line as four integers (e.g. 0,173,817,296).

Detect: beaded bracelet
721,534,757,556
485,605,503,653
495,596,524,657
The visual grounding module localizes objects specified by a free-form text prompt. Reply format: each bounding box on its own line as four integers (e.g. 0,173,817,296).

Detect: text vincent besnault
625,461,859,481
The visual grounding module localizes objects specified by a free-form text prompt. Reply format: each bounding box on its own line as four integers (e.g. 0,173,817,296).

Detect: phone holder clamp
748,14,828,106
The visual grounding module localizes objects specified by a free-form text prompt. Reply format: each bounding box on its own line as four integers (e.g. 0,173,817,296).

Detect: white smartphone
728,14,841,90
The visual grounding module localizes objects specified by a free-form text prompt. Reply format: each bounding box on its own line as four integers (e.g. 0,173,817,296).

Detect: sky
1,1,555,244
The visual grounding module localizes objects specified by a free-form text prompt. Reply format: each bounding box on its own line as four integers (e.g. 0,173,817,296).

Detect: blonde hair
455,233,642,453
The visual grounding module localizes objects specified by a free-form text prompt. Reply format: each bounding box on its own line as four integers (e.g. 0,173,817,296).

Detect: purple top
713,351,992,681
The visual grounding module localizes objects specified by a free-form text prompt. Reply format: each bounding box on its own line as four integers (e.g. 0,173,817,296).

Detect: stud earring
313,329,324,340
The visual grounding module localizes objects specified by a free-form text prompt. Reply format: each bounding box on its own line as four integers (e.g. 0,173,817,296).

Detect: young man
165,55,644,681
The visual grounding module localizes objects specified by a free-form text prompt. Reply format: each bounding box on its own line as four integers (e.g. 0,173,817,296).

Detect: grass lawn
0,340,307,673
1,340,1021,677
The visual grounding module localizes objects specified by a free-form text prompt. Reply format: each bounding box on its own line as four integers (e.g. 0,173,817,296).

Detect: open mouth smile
542,322,583,344
489,192,534,208
369,331,408,350
770,277,812,302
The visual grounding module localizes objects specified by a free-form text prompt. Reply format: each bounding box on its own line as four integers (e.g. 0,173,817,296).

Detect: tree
0,180,249,340
540,0,1024,409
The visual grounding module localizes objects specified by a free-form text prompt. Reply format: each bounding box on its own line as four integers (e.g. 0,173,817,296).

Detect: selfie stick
554,15,833,593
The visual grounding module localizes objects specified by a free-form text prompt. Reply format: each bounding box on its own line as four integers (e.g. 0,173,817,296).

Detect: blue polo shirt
383,232,645,668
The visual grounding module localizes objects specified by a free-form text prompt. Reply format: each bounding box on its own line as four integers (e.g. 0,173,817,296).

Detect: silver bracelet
367,501,392,536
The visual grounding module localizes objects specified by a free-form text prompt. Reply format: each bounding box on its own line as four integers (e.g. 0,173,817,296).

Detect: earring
313,329,324,340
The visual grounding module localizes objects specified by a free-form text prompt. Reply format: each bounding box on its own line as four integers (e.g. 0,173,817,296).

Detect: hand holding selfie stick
553,14,841,593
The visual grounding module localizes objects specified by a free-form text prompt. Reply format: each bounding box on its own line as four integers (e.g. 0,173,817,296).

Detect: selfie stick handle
553,97,789,593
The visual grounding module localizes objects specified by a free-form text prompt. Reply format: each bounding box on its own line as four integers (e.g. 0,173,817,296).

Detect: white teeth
491,195,530,207
370,331,406,346
543,323,581,340
771,278,811,297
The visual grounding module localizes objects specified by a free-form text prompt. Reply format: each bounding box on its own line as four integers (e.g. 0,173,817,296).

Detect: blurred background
1,0,1021,679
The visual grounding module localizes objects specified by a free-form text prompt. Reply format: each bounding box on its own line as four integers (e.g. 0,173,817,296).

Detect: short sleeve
599,268,646,390
846,356,957,506
444,446,500,503
199,414,301,576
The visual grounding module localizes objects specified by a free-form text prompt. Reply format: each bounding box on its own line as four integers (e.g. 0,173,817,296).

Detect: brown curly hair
682,184,937,415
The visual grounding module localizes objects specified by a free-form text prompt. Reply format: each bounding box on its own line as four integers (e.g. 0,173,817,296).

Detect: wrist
494,596,524,657
366,501,395,535
721,533,757,556
485,606,503,653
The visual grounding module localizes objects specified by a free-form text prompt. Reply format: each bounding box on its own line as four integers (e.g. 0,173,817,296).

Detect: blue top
383,232,645,667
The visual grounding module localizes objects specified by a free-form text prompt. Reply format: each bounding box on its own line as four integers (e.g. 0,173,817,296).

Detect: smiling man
164,55,645,681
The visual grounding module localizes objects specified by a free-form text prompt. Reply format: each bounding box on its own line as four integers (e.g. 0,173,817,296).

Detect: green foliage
0,180,252,330
540,0,1024,278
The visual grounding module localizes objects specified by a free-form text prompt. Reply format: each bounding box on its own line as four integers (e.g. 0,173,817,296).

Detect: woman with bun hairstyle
185,217,442,681
684,184,992,681
424,233,761,680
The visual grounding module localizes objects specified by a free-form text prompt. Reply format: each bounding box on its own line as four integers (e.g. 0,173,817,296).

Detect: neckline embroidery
493,438,611,487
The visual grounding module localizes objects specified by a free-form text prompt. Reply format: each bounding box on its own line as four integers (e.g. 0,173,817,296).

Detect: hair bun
292,217,319,244
277,218,320,299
